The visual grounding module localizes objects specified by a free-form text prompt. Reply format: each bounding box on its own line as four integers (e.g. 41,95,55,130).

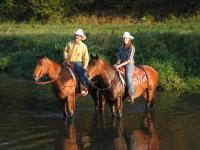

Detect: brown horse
87,54,158,117
32,55,76,118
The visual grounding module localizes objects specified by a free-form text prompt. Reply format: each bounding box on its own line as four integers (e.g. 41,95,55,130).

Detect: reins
34,79,57,85
34,59,76,87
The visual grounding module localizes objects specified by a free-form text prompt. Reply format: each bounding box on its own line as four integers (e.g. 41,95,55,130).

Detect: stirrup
127,96,135,103
80,89,88,96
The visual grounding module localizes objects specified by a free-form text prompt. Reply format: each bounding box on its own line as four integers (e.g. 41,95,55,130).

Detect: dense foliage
0,0,199,23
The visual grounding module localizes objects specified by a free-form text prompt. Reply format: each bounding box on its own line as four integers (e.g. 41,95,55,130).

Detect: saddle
63,63,87,96
118,66,147,86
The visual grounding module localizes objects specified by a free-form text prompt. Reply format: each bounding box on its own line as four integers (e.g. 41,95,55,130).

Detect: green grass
0,16,200,90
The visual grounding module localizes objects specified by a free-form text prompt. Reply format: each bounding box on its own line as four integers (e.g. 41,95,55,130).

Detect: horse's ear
89,53,94,58
36,55,40,59
42,53,46,58
95,54,99,59
89,53,99,59
36,54,46,59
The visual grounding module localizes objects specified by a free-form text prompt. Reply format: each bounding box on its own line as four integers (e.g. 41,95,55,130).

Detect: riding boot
127,91,135,103
127,96,135,103
80,86,88,96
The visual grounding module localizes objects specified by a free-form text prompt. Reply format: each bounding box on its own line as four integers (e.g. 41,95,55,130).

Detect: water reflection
128,112,160,150
60,111,160,150
0,74,200,150
62,119,78,150
112,119,127,150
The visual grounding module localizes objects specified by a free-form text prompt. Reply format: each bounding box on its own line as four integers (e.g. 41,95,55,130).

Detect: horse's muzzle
32,74,39,81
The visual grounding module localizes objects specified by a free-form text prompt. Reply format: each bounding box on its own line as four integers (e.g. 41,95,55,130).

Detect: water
0,73,200,150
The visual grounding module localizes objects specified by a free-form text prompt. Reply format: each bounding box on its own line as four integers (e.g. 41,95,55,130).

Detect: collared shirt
64,40,89,67
119,45,135,63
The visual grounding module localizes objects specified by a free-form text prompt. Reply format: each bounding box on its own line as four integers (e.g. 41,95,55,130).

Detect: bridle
88,63,117,91
34,59,57,85
34,58,76,87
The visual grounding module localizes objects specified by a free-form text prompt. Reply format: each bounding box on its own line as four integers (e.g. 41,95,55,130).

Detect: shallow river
0,73,199,150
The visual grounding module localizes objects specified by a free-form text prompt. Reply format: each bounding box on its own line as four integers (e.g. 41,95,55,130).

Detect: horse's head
32,55,49,81
87,53,104,80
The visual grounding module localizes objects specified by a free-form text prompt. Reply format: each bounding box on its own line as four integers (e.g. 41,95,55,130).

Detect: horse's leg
111,103,116,118
148,89,157,111
117,98,123,118
89,86,99,111
67,95,75,118
142,89,149,111
62,101,68,118
145,88,156,112
99,93,106,112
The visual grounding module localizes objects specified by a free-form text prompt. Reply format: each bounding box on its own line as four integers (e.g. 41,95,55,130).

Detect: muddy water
0,73,200,150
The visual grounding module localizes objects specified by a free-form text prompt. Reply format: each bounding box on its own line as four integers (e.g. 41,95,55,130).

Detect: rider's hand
83,65,87,71
114,64,120,69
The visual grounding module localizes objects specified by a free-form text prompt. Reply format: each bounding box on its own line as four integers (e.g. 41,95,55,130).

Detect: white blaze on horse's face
123,37,130,45
33,58,47,81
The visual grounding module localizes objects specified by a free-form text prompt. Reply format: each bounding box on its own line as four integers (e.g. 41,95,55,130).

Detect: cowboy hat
123,32,134,40
74,28,86,40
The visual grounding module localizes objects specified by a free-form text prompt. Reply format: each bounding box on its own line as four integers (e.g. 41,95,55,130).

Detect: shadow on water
0,73,200,150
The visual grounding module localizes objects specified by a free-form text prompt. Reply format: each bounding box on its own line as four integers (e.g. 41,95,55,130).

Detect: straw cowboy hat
123,32,134,40
74,28,86,40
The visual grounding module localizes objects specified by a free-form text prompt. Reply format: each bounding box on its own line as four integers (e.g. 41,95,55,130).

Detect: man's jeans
125,63,135,97
73,62,89,89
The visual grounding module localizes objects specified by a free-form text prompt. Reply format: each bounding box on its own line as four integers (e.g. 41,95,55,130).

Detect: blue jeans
73,62,89,89
125,63,135,97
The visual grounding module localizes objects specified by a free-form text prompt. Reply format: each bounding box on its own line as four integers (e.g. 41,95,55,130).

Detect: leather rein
34,78,57,85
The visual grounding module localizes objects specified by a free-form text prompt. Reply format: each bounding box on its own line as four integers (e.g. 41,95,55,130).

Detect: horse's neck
100,63,116,85
46,59,61,80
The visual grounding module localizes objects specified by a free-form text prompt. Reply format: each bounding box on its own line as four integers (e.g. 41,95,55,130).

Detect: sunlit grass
0,16,199,90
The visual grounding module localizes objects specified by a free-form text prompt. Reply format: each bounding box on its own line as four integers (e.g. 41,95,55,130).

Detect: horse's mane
99,58,115,72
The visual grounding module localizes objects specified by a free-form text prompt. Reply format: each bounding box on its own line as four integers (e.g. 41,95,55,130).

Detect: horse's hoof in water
118,113,123,119
63,111,68,118
112,113,117,118
70,113,74,118
127,99,135,104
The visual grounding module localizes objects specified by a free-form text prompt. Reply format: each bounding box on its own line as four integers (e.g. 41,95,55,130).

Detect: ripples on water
0,74,200,150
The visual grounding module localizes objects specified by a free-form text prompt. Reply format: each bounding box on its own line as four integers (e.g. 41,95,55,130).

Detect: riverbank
0,17,199,91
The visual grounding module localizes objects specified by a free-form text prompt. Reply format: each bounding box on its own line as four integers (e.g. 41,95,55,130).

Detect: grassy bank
0,17,199,91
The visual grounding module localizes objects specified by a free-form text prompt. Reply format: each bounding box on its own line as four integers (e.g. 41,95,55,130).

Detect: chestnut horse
87,54,158,118
32,55,76,118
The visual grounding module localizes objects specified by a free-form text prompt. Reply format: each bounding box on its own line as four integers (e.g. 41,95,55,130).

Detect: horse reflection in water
128,112,160,150
62,119,92,150
62,120,78,150
61,112,159,150
112,119,127,150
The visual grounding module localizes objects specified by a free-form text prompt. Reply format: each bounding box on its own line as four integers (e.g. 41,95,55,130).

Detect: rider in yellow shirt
63,29,89,96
